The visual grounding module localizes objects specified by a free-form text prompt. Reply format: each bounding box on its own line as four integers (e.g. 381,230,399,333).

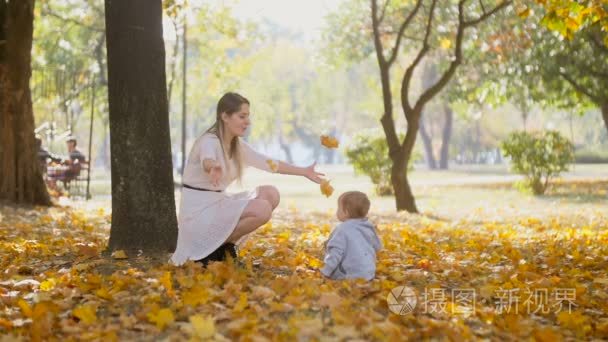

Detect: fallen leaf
72,305,97,325
318,292,342,308
111,250,128,259
147,308,174,330
190,314,215,339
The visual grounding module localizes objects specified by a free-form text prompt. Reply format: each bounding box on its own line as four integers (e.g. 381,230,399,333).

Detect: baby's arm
320,229,347,278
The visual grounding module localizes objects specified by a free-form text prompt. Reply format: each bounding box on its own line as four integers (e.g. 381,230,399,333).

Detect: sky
218,0,341,40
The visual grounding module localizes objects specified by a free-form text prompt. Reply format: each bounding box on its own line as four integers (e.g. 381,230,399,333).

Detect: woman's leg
255,185,280,209
226,199,272,243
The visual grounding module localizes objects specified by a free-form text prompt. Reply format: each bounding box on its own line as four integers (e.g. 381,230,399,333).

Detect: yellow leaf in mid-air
147,308,175,330
190,315,215,339
266,159,279,173
320,179,334,197
72,305,97,324
320,135,339,149
111,250,128,259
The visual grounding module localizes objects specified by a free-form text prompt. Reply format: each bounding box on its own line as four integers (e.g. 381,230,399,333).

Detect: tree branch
587,30,608,55
400,0,436,114
41,8,104,32
387,0,423,65
378,0,390,23
559,71,601,104
412,0,465,114
464,0,512,28
371,0,387,66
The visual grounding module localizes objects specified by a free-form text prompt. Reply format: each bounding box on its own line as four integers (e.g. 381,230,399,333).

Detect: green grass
73,164,608,222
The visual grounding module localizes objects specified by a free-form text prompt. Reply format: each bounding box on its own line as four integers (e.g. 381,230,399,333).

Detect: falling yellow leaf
320,179,334,197
72,305,97,325
266,159,279,173
147,308,175,330
111,250,128,259
190,315,215,339
320,135,339,149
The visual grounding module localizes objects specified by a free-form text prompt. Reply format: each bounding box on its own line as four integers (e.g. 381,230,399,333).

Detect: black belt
183,184,222,192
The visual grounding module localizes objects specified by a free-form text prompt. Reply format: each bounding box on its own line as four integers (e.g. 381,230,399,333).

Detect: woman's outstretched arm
276,161,324,184
241,139,325,183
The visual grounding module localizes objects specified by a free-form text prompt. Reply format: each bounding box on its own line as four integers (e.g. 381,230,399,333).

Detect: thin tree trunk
105,0,177,253
439,104,453,169
166,20,180,106
0,0,51,205
392,116,419,213
419,116,436,169
278,134,294,164
602,102,608,135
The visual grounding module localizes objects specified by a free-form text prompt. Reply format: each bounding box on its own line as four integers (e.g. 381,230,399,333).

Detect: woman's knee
258,185,280,209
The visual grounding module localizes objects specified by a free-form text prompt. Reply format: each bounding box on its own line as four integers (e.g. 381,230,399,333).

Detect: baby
321,191,382,280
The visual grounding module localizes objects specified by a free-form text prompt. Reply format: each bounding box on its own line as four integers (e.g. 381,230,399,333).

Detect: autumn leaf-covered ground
1,179,608,341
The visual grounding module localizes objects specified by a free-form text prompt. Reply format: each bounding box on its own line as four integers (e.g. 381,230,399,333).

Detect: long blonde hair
204,92,249,182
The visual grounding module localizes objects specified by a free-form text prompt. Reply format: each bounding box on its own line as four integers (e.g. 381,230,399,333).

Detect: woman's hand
204,159,223,187
302,162,325,184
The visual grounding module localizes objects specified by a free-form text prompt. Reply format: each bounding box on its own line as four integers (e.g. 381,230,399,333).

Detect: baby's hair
339,191,370,219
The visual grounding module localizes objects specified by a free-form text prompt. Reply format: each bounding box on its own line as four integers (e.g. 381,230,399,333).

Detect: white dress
170,133,276,265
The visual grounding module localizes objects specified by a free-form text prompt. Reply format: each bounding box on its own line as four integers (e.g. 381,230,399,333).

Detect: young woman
171,92,324,265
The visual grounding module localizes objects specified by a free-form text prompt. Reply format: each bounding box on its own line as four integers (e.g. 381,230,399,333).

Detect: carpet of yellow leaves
1,202,607,340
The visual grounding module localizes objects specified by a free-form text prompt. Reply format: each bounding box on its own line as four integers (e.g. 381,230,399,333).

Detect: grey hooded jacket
321,218,382,280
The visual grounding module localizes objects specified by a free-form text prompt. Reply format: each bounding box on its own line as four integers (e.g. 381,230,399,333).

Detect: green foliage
345,131,416,196
501,130,574,195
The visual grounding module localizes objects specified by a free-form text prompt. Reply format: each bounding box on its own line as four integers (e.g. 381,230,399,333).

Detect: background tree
370,0,511,212
0,0,51,205
104,0,177,254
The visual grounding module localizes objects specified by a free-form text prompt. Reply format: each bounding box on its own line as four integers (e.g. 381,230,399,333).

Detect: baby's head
336,191,370,221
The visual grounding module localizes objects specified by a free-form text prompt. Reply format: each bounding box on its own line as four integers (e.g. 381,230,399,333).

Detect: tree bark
0,0,51,206
392,117,419,213
105,0,177,253
439,104,453,169
418,116,436,169
278,134,294,164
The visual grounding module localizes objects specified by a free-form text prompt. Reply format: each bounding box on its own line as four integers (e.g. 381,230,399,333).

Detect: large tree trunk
105,0,177,253
0,0,51,205
438,104,453,169
602,102,608,135
418,116,436,169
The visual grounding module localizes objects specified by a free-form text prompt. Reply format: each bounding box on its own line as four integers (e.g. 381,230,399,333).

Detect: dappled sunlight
1,202,607,339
